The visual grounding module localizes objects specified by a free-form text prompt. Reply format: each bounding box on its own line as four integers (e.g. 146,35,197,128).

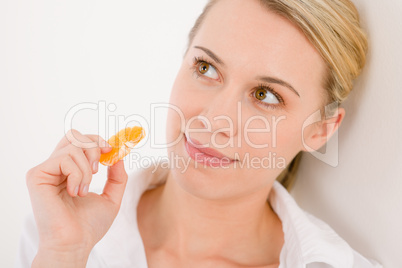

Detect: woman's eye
198,62,219,80
254,88,280,104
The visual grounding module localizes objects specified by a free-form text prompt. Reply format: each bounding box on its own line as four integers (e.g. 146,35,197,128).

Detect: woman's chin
168,166,237,200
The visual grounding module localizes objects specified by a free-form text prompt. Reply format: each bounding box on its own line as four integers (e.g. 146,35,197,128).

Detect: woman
18,0,382,267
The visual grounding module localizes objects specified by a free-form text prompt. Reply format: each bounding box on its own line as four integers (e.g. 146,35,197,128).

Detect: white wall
1,0,400,267
292,1,402,267
0,0,207,266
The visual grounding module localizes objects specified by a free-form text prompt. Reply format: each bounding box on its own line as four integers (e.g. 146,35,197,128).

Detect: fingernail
74,186,79,196
100,140,107,148
100,140,110,148
82,184,88,195
92,161,98,173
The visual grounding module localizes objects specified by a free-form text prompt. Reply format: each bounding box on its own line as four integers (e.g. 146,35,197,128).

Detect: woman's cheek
165,106,183,145
243,115,301,158
273,123,303,162
166,77,198,144
240,114,274,152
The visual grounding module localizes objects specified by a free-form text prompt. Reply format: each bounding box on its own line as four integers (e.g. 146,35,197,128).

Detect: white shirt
16,165,382,268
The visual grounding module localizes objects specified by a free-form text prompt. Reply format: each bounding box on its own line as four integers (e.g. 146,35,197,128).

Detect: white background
1,0,208,266
1,0,401,267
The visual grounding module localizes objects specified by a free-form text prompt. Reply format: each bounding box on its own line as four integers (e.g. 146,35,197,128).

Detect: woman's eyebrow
257,76,300,98
194,45,300,98
194,46,225,66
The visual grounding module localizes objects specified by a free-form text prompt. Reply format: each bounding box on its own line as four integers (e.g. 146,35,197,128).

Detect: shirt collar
269,180,354,267
129,165,354,268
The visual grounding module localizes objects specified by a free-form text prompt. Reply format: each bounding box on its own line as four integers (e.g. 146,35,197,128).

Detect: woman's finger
101,160,128,206
51,131,113,197
52,129,98,155
62,133,110,196
60,155,83,197
84,135,112,174
86,135,112,153
66,144,94,197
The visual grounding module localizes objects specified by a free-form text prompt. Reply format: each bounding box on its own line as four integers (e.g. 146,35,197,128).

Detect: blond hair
187,0,368,191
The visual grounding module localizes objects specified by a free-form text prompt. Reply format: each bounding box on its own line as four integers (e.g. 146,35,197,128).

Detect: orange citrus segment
99,126,145,166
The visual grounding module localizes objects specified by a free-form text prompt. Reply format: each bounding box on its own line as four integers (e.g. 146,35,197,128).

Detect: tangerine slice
99,126,145,166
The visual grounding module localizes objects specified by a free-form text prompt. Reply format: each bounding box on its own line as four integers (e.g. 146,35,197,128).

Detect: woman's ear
301,107,345,153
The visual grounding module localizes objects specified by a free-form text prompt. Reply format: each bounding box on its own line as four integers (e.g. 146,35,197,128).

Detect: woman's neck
137,169,284,265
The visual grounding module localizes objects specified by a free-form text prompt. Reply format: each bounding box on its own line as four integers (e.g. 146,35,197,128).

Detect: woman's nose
197,90,241,138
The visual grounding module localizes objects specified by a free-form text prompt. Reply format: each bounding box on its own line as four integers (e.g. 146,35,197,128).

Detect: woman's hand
26,129,128,267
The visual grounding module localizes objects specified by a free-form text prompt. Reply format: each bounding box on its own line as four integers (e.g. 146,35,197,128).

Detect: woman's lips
184,134,237,167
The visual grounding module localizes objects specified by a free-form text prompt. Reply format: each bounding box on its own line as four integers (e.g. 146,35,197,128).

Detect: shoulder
303,212,382,268
270,181,382,268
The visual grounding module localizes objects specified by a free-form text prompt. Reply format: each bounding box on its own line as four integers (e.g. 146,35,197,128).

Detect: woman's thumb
101,160,128,205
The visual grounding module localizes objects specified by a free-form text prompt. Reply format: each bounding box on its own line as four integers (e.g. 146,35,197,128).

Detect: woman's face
166,0,329,199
